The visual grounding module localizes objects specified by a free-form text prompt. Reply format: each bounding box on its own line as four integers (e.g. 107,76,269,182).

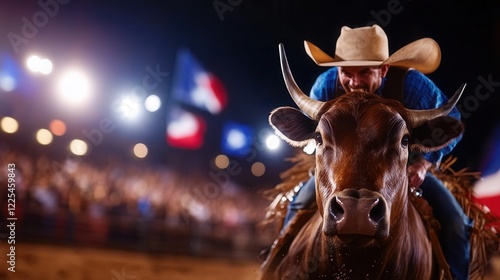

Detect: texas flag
171,49,228,115
220,121,253,157
166,106,206,149
473,125,500,230
474,170,500,231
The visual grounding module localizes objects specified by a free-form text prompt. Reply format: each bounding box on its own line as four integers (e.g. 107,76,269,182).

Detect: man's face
338,65,389,94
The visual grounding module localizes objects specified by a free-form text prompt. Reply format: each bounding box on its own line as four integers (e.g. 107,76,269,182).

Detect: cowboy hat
304,24,441,74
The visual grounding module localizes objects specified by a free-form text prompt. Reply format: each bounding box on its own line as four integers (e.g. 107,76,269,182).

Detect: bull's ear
410,116,464,153
269,107,317,147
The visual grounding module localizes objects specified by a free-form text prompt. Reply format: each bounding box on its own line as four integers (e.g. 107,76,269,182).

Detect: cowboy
265,25,473,280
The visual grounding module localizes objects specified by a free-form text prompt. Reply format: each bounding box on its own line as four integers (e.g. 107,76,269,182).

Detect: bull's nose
329,194,386,236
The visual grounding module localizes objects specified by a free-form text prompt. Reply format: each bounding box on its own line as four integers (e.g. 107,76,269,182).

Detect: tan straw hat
304,24,441,74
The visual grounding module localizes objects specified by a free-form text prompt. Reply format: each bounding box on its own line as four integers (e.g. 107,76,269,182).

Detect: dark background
0,0,499,187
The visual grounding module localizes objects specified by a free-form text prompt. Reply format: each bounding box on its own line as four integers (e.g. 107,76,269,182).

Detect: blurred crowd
0,145,274,255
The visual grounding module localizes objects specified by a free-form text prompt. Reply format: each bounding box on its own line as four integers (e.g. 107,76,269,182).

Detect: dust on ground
1,243,261,280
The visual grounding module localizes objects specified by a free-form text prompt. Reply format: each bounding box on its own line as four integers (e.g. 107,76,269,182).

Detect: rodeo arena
1,1,500,280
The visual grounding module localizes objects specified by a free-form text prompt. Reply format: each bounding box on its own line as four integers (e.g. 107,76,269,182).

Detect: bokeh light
251,162,266,177
265,134,280,150
39,58,53,74
1,117,19,133
226,128,247,150
144,94,161,112
26,56,53,74
0,75,16,92
116,94,142,119
27,55,41,72
69,139,88,156
36,129,53,145
133,143,148,158
57,69,92,105
49,119,67,136
214,154,230,169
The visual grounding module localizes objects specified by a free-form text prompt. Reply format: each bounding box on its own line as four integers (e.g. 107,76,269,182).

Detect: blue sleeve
402,70,463,164
309,68,338,101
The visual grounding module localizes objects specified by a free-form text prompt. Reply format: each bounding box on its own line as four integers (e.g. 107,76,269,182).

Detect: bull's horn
407,83,466,127
279,43,325,120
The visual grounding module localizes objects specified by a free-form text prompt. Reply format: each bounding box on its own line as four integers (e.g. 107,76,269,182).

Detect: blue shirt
310,67,462,164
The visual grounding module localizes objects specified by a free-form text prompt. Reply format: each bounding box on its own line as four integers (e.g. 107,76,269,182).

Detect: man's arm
407,156,433,188
402,70,463,165
309,68,339,101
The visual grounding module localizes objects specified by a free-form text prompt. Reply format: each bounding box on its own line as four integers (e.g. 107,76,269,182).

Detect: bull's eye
314,132,323,145
401,135,409,148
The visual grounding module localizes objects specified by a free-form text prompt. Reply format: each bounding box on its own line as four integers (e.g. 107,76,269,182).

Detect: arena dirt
0,243,261,280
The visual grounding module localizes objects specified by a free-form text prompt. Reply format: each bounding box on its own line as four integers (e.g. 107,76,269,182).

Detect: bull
260,44,465,280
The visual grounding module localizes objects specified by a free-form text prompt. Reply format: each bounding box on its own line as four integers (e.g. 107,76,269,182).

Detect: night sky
0,0,499,187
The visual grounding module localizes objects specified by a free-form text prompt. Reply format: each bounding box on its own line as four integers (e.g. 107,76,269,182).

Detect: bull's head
270,44,464,246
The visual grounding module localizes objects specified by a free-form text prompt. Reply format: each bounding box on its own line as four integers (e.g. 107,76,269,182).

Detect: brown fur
260,92,499,279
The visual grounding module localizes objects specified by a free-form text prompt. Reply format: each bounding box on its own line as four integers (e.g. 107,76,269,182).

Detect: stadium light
226,128,247,150
251,162,266,177
57,69,92,106
69,139,88,156
265,134,280,150
49,119,66,136
0,75,16,92
27,55,41,72
115,94,142,120
133,143,148,158
36,128,53,145
0,117,19,133
214,154,230,169
144,94,161,112
26,55,53,74
39,59,53,74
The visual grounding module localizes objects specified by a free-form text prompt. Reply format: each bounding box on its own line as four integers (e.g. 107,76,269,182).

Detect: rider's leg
282,175,317,233
260,176,317,273
419,172,473,280
260,207,316,274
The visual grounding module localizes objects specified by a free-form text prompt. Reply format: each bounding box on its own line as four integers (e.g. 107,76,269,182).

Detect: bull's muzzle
324,189,388,238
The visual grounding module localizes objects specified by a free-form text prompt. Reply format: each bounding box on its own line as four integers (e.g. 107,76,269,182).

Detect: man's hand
407,157,433,188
